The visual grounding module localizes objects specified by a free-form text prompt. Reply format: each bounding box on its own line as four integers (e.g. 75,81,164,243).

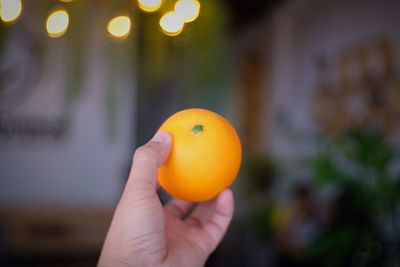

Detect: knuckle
134,145,158,164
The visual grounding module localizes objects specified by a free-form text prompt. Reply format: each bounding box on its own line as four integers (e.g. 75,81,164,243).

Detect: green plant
308,129,400,266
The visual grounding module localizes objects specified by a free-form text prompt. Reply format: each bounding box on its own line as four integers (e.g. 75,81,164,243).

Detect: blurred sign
0,19,68,143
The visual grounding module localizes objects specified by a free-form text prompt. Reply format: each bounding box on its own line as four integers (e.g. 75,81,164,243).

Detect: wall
0,3,136,208
266,0,400,171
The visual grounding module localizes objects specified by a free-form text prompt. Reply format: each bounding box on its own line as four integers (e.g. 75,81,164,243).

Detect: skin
98,131,235,267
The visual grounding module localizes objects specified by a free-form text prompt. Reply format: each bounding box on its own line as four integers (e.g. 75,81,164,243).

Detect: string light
175,0,200,23
159,11,184,36
46,9,69,38
0,0,200,39
0,0,22,23
138,0,162,13
107,15,131,40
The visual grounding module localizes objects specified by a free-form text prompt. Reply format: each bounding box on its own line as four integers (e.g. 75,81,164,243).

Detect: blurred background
0,0,400,266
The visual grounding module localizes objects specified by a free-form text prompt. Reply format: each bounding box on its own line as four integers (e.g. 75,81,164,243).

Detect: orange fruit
158,108,242,202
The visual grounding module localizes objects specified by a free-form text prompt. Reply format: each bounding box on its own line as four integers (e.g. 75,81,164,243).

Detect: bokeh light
46,9,69,38
138,0,162,13
0,0,22,23
107,16,132,40
175,0,200,23
159,11,184,36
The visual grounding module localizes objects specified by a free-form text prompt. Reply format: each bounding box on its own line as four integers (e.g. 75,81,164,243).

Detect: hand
98,131,235,267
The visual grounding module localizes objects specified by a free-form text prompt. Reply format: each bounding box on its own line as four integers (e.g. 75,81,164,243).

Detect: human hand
98,131,235,267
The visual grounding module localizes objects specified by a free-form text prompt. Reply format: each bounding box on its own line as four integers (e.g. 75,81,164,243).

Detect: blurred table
0,208,113,266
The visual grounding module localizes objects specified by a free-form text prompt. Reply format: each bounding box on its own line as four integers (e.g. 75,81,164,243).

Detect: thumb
125,131,172,196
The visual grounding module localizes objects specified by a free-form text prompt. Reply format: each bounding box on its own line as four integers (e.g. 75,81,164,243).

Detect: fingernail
150,131,170,144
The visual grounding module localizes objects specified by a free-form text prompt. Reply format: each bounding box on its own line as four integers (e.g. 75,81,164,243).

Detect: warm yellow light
59,0,74,2
107,16,131,39
159,11,184,36
46,10,69,38
0,0,22,23
175,0,200,23
138,0,162,12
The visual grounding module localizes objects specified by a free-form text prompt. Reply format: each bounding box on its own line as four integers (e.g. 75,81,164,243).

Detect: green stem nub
192,124,203,134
